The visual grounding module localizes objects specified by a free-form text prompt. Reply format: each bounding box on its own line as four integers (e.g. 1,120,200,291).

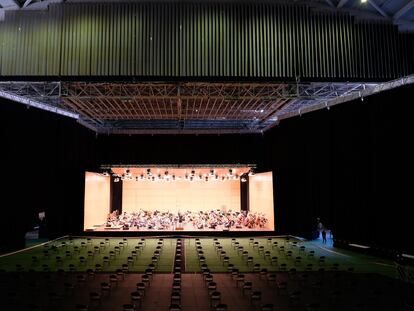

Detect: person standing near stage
321,229,327,244
316,217,323,238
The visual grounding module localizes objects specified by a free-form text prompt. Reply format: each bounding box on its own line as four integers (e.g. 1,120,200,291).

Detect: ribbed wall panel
0,2,413,79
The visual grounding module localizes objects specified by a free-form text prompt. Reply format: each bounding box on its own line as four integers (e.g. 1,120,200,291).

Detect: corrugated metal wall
0,2,413,79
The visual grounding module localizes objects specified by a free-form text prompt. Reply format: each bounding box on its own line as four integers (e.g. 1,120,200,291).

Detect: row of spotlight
105,168,253,183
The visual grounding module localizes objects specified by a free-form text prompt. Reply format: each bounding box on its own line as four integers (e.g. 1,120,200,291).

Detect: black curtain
240,176,249,212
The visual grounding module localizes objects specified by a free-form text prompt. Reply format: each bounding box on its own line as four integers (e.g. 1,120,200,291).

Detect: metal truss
0,81,78,119
59,81,378,134
1,76,413,134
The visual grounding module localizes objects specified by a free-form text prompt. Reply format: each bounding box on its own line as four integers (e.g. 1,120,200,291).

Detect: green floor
0,237,177,273
184,237,397,278
0,236,397,278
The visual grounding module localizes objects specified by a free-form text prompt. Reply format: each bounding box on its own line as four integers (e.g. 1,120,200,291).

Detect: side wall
264,84,414,254
0,100,97,252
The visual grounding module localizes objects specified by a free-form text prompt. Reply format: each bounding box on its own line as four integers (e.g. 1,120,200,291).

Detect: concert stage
84,165,275,233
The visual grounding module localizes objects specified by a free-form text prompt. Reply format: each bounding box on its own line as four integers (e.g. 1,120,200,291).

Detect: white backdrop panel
249,172,275,230
122,179,240,213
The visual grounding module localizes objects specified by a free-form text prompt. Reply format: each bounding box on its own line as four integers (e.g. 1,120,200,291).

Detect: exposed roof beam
393,0,414,21
337,0,349,9
23,0,34,8
367,0,389,18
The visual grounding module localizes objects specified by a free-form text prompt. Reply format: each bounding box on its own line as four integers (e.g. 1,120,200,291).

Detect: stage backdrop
249,172,275,230
122,179,240,214
83,172,110,230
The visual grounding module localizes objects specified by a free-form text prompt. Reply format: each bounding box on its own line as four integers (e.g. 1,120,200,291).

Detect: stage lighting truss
1,76,413,134
101,164,255,182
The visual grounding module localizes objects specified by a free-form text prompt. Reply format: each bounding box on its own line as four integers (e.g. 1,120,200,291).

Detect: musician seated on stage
104,209,268,230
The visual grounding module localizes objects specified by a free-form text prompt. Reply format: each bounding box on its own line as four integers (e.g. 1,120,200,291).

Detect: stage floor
89,223,271,232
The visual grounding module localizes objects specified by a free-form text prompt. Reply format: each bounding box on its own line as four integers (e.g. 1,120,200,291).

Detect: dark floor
1,237,413,311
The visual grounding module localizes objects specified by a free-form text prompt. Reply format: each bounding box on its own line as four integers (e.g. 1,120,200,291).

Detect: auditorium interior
0,0,413,310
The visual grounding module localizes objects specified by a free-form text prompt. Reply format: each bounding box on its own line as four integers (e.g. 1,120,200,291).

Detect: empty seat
100,282,111,296
171,291,181,304
136,282,145,296
242,281,253,295
89,292,101,306
210,291,221,307
216,303,228,311
122,303,134,311
261,304,274,311
75,304,88,311
130,291,142,306
251,291,262,304
169,304,181,311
